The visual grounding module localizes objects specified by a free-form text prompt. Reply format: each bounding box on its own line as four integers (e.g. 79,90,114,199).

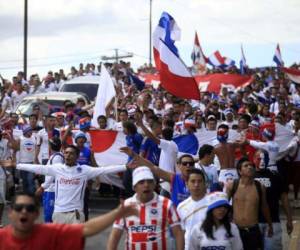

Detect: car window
15,99,63,116
60,84,98,101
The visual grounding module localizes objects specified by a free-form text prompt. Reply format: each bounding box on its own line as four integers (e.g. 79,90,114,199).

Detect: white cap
132,166,154,187
207,192,230,212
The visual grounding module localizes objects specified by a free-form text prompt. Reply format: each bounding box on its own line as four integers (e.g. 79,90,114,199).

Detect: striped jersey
113,193,180,250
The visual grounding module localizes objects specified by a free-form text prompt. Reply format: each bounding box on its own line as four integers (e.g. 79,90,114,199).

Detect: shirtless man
214,124,242,184
227,157,273,250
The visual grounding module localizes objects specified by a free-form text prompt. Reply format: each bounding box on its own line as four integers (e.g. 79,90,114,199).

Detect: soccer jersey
177,196,208,250
113,193,180,250
17,163,126,212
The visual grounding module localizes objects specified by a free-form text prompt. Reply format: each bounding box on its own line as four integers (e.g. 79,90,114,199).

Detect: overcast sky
0,0,299,79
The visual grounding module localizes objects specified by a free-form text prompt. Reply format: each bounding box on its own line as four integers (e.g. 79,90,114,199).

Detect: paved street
2,195,300,249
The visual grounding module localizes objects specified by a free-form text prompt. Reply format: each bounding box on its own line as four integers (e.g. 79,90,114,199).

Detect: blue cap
207,192,230,212
74,132,87,142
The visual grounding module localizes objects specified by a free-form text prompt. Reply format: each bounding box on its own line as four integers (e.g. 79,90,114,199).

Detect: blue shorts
43,191,55,223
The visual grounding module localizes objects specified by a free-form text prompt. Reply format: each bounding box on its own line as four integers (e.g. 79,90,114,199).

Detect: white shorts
0,179,6,204
52,210,85,224
218,169,239,184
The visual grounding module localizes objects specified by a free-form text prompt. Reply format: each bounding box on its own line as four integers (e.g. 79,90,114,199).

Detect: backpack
229,179,262,210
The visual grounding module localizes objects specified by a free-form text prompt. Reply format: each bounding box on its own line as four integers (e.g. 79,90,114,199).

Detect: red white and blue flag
207,50,235,69
153,12,200,100
273,43,284,67
191,31,207,75
240,45,248,75
282,67,300,84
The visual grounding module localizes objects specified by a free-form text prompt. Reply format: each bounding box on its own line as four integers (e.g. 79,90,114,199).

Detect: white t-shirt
0,139,10,179
17,163,126,212
195,163,219,192
19,135,36,163
189,222,243,250
177,196,208,250
11,91,27,110
159,139,178,192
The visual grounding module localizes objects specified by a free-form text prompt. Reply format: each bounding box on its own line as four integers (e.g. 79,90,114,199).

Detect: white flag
91,65,116,127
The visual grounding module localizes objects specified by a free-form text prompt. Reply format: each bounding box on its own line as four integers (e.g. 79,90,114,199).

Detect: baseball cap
74,131,87,142
22,125,32,135
132,166,154,187
207,192,230,213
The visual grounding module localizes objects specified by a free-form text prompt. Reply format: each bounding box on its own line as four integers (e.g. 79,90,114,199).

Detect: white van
59,75,100,101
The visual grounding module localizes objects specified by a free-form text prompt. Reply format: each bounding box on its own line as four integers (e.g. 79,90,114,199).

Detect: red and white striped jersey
113,193,180,250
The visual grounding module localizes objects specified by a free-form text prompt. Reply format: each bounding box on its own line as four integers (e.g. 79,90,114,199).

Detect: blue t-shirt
140,138,161,165
171,174,190,207
77,147,91,165
126,133,143,162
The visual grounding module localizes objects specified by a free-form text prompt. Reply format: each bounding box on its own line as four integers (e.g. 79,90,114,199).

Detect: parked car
59,75,100,101
14,92,90,117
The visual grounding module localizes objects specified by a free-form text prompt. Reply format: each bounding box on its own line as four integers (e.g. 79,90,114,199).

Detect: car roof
63,75,101,84
23,92,89,101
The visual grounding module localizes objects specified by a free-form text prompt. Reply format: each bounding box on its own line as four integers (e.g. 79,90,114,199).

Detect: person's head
198,144,215,164
178,154,195,178
119,109,128,122
236,157,255,178
45,115,56,130
217,124,229,143
238,114,251,130
206,115,217,131
74,132,87,147
49,137,62,152
122,121,137,135
9,192,40,236
10,113,19,126
201,192,232,240
162,127,173,140
97,115,107,129
253,149,269,170
150,119,162,136
186,168,206,198
29,114,38,127
79,117,91,131
64,145,80,166
224,108,234,122
132,167,155,203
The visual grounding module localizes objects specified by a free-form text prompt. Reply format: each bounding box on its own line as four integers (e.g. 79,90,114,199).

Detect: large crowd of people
0,60,299,249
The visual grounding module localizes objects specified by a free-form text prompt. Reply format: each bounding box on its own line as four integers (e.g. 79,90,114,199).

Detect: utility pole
101,49,133,63
24,0,28,79
149,0,152,66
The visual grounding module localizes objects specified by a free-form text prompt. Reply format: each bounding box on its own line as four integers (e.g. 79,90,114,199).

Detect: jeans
259,222,282,250
43,191,55,223
20,170,35,194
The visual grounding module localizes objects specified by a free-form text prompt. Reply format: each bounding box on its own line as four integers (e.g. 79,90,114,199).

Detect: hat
74,132,87,142
224,108,234,116
132,166,155,187
207,192,230,212
249,120,260,129
184,119,196,128
207,115,216,121
22,125,32,135
52,112,66,118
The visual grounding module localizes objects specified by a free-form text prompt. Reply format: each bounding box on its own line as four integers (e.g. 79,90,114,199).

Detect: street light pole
24,0,28,79
149,0,152,66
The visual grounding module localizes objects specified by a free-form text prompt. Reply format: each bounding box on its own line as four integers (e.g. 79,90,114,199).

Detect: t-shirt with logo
255,169,288,223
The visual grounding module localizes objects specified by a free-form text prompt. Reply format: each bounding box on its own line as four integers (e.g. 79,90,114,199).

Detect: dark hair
11,191,40,208
236,156,251,175
65,144,80,157
178,154,194,164
164,119,175,129
217,124,229,130
198,144,214,160
97,115,107,122
162,127,173,140
201,209,233,240
238,114,251,124
123,121,137,135
49,137,62,152
29,114,38,120
187,168,205,182
119,109,128,116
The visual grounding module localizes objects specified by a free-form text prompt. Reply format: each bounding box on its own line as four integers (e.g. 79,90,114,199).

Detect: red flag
282,67,300,84
195,73,253,93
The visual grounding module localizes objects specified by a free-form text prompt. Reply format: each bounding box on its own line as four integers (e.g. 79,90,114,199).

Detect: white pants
52,210,85,224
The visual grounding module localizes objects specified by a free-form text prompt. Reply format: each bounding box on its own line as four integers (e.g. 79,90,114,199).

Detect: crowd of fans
0,60,299,249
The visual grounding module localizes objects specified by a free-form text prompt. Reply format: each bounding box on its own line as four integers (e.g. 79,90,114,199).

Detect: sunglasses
12,203,37,213
181,161,195,167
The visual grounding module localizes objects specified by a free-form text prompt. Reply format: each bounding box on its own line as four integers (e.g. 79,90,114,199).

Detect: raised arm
135,113,160,145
